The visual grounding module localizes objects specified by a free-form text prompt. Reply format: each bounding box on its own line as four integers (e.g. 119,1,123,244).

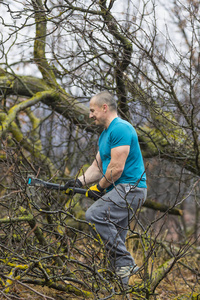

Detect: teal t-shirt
98,117,147,191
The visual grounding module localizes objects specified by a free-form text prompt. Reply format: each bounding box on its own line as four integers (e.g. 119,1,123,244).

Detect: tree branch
143,199,182,216
31,0,57,85
99,0,133,119
0,90,53,138
0,70,94,131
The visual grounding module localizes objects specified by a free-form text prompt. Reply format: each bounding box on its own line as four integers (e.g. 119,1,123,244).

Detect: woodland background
0,0,200,299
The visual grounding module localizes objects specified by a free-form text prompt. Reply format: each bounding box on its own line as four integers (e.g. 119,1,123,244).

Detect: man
65,91,147,287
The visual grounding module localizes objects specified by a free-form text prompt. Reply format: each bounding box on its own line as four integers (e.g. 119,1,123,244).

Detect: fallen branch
143,199,182,216
0,215,34,224
21,277,92,298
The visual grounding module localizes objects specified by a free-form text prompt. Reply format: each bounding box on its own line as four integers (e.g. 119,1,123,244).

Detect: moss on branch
32,0,57,85
99,0,133,119
0,71,92,131
0,90,54,138
143,199,182,216
22,277,92,297
0,215,34,224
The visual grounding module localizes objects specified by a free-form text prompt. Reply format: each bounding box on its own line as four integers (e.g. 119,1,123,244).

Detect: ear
102,104,108,112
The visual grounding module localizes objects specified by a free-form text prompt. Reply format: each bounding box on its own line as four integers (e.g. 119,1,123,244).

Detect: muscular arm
78,152,103,186
99,145,130,189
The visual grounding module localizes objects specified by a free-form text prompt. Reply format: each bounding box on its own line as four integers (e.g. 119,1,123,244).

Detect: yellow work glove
64,179,82,195
85,183,104,200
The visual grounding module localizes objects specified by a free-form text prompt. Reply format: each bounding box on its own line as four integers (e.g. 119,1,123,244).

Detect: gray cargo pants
85,184,147,268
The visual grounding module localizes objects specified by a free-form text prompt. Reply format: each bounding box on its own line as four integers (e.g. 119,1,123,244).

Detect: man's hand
64,178,82,195
85,183,104,200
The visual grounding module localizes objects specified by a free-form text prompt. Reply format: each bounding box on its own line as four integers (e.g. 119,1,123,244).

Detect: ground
1,252,199,300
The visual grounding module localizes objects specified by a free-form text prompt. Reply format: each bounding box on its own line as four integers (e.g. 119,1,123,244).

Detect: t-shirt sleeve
110,125,132,148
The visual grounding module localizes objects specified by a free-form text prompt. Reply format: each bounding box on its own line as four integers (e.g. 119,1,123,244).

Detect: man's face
89,99,106,126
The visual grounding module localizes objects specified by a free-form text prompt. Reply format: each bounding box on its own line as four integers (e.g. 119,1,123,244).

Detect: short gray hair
92,91,117,111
